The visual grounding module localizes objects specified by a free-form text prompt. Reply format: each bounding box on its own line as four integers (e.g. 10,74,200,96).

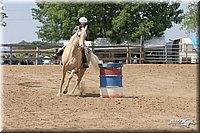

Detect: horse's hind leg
57,66,67,96
63,69,75,94
78,82,84,95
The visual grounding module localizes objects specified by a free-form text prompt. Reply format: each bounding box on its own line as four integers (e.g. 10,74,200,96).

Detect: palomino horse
57,25,99,96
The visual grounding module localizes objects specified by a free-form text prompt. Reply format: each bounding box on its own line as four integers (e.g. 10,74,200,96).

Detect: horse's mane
69,26,86,47
69,32,78,46
65,27,86,56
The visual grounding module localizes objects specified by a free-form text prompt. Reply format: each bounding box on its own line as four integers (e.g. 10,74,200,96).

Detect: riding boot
53,48,64,59
82,48,89,68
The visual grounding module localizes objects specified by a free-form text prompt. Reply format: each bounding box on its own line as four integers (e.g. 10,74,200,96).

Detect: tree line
32,2,184,44
1,1,198,44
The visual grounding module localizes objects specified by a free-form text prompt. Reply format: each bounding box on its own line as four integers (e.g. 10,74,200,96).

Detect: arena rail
0,44,145,65
0,42,198,65
0,44,62,65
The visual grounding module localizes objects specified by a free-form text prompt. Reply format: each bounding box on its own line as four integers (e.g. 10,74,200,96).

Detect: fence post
36,46,39,65
128,44,131,63
165,44,167,64
9,46,12,65
126,44,130,64
140,35,144,64
91,42,95,53
186,44,188,64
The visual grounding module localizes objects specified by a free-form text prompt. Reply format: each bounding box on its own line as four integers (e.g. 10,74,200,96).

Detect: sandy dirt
2,64,198,132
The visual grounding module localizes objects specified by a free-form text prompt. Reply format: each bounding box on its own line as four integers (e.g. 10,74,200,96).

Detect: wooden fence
0,42,198,65
90,44,144,64
0,44,145,65
0,44,62,65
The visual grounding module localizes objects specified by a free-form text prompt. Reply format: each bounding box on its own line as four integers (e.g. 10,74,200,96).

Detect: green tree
181,2,198,34
32,1,183,44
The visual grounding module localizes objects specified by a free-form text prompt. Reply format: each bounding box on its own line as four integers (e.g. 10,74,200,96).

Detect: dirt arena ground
2,64,198,132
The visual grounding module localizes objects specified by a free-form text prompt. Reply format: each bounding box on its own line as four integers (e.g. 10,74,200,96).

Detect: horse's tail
89,52,100,71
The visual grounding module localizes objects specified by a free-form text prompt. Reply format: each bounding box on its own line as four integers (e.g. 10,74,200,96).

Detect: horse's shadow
79,93,100,97
77,93,138,98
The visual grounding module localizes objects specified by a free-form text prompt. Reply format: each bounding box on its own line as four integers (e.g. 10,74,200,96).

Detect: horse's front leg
63,69,75,94
68,68,86,95
57,66,67,96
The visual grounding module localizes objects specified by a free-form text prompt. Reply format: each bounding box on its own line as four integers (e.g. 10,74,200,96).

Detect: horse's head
76,25,87,47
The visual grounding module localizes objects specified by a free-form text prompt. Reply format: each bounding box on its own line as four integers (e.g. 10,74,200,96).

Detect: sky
0,0,197,44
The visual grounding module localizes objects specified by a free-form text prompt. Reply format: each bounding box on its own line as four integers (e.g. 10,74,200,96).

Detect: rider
53,17,89,68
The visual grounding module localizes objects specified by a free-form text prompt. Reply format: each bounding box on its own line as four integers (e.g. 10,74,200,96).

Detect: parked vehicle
3,55,19,65
20,53,35,65
43,56,51,65
38,55,44,65
0,55,6,65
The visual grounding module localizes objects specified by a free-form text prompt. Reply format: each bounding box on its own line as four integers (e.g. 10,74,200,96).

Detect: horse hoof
63,90,68,94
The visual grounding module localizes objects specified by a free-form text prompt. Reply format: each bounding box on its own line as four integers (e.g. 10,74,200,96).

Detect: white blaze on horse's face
77,26,87,47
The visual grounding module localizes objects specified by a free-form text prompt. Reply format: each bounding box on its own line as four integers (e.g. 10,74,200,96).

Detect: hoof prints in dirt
18,82,42,88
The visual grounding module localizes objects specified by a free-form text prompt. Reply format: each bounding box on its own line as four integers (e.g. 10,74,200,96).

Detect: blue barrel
100,76,122,87
99,62,123,98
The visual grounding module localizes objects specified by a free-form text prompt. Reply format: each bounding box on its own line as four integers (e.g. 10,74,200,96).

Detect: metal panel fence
144,44,180,64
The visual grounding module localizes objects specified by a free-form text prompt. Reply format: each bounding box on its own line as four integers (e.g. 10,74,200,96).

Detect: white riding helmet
79,17,88,24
